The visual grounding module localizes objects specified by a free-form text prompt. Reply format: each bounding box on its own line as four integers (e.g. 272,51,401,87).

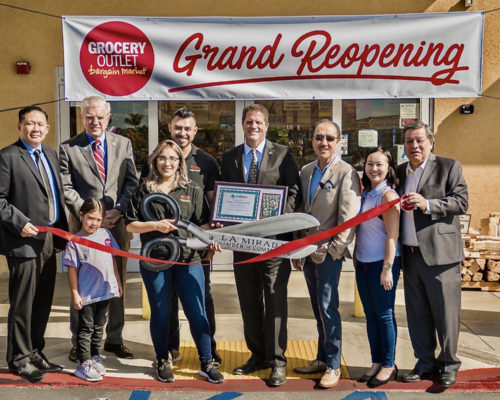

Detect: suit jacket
396,153,468,266
219,140,301,215
300,156,361,263
0,140,68,257
59,131,138,244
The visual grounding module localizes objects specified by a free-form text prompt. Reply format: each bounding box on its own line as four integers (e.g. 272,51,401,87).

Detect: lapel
234,145,245,182
416,153,436,192
257,140,274,184
105,131,115,182
77,131,103,184
17,140,44,189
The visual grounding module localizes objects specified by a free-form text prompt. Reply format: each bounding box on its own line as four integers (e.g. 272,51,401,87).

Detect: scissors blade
213,213,319,237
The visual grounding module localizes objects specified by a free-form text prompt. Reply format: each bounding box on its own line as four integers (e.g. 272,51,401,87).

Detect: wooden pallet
461,281,500,292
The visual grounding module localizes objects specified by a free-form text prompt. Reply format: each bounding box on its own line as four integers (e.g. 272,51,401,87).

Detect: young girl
63,198,123,382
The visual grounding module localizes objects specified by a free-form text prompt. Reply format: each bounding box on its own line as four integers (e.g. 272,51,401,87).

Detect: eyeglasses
314,134,338,142
157,156,180,163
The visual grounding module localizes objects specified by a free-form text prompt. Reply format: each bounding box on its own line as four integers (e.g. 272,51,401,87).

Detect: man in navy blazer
396,121,468,388
0,106,68,381
219,104,301,386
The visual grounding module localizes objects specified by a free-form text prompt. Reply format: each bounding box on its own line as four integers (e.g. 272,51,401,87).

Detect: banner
62,13,483,101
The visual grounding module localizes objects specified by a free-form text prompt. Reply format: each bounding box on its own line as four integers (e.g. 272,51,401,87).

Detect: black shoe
104,343,134,359
68,346,77,363
155,359,174,383
11,362,46,382
212,351,222,369
199,360,224,384
233,359,268,375
402,367,438,382
367,365,398,388
269,366,286,386
32,358,63,372
439,371,457,387
358,374,374,383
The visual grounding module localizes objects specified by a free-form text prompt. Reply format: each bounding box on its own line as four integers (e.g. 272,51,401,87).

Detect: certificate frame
211,181,288,224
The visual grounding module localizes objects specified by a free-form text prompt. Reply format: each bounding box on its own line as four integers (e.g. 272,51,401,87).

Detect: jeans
76,300,110,362
303,255,343,369
140,263,212,364
168,263,217,355
355,258,400,367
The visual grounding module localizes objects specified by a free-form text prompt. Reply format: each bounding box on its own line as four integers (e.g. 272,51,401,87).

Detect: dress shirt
402,157,431,246
21,139,60,224
243,139,266,183
309,155,336,204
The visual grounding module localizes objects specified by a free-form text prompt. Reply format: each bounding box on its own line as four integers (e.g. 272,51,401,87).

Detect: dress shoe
294,359,327,374
233,360,268,375
33,357,63,372
269,366,286,386
357,364,381,382
104,343,134,359
10,362,46,382
367,365,398,388
68,345,77,362
439,371,457,387
318,368,341,388
402,367,437,383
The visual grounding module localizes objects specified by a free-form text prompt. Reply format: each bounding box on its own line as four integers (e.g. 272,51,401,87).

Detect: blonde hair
80,96,111,116
144,140,189,193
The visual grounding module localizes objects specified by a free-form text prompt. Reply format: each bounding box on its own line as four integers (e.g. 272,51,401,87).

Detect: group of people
0,97,467,390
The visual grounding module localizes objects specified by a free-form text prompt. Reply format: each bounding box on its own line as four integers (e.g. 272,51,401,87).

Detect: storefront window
69,101,148,172
341,99,420,170
256,100,332,169
159,101,235,165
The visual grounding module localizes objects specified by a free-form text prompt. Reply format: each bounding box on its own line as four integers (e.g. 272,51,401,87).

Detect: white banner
62,13,483,101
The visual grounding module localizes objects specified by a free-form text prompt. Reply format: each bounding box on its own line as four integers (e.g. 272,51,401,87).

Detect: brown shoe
318,368,341,388
294,359,327,374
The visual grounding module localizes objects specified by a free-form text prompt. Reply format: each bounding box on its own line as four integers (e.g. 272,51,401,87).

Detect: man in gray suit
396,121,468,388
59,96,138,360
219,104,301,386
292,120,361,388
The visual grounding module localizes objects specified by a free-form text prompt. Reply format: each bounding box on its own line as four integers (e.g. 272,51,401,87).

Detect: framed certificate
211,181,288,224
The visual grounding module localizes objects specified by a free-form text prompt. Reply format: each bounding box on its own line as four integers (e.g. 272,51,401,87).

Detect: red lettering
173,33,203,76
291,30,332,75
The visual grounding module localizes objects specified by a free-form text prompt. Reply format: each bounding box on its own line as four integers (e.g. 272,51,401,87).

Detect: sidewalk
0,269,499,395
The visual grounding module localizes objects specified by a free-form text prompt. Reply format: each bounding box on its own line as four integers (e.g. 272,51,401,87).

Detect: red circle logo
80,21,154,96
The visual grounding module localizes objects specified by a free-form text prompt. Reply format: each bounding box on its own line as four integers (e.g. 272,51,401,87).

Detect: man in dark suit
219,104,301,386
59,96,138,360
0,106,68,381
396,121,468,388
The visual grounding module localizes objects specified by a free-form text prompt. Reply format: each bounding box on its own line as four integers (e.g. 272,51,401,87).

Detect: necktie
34,150,55,223
248,149,259,184
93,140,106,183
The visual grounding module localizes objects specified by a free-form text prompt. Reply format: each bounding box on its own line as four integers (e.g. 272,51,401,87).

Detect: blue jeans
140,263,212,364
303,255,343,369
355,258,401,367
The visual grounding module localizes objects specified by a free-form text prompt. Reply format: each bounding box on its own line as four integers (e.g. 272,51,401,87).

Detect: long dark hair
361,147,398,190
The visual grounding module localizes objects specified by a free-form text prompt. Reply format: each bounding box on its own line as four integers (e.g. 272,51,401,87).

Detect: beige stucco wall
0,1,498,272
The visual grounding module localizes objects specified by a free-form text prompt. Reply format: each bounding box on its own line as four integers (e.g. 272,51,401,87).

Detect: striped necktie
248,149,259,184
34,149,55,222
92,140,106,183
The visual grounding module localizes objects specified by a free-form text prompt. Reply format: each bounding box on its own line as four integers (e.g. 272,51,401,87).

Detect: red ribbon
36,197,399,266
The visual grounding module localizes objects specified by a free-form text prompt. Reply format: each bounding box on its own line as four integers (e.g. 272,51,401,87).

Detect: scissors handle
140,193,180,223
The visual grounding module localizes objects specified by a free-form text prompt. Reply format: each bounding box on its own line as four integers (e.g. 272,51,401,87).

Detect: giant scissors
139,193,319,271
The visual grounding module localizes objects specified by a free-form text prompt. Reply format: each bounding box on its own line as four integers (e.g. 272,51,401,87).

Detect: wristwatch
383,263,393,270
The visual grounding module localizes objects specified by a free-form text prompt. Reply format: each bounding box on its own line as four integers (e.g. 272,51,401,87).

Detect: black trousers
76,300,110,362
6,233,56,368
233,253,291,367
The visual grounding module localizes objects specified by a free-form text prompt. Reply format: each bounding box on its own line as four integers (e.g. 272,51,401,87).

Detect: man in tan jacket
293,119,361,388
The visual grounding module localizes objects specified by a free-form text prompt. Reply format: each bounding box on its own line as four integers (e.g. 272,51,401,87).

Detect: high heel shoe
367,365,398,388
357,365,381,382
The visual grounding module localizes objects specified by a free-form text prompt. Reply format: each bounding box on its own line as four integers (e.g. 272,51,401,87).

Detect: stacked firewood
461,213,500,284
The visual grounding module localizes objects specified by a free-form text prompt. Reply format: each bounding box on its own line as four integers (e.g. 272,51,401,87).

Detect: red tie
92,140,106,183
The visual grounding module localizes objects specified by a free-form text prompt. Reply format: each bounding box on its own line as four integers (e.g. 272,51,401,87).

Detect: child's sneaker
74,359,102,382
91,355,106,376
155,359,174,383
199,360,224,384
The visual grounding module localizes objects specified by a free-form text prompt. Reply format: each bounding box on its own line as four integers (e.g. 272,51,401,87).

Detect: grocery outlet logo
80,21,154,96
